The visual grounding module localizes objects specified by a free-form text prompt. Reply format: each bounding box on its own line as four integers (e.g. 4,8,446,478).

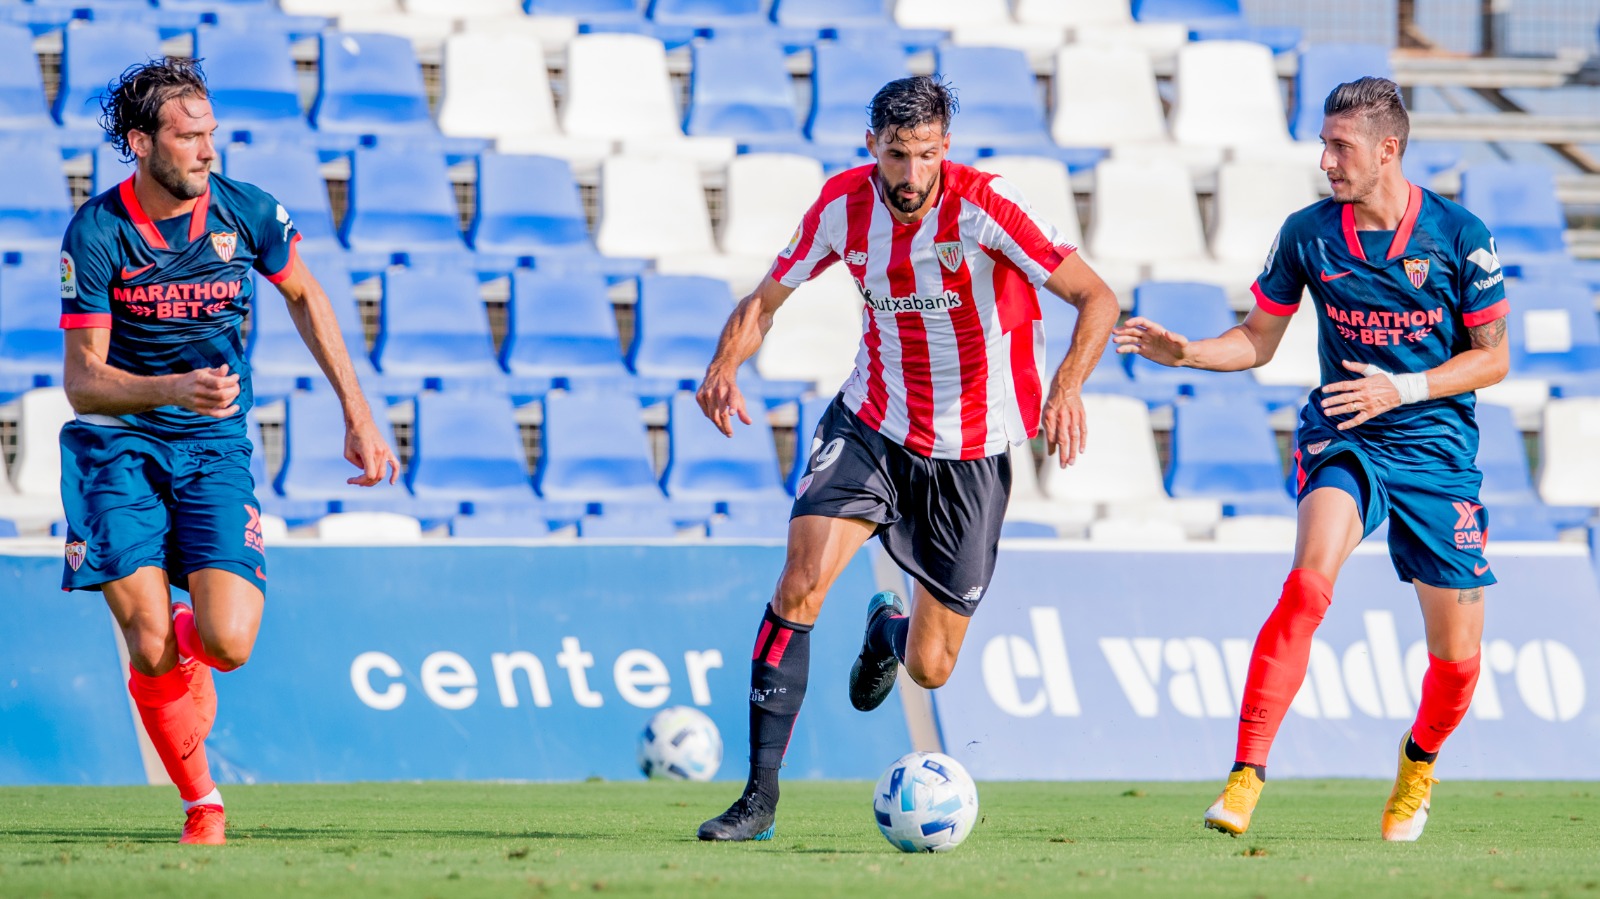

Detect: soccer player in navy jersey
1114,77,1510,841
57,58,398,844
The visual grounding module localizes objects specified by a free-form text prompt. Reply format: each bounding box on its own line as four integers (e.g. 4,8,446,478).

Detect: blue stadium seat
373,266,506,394
0,255,64,395
628,273,735,398
0,23,53,133
341,146,470,263
1459,163,1568,259
449,507,556,538
649,0,814,45
407,391,537,505
786,393,833,493
685,38,809,153
1128,282,1258,400
502,270,633,399
1506,278,1600,388
577,505,681,538
274,388,408,513
54,22,163,129
935,47,1103,170
0,136,73,251
535,387,668,506
195,27,309,143
525,0,644,24
468,152,643,278
806,42,909,149
1040,295,1133,396
223,144,342,253
1131,0,1301,53
1165,395,1294,516
311,32,435,137
1474,401,1562,539
1292,43,1392,141
663,391,789,514
774,0,944,48
91,144,135,197
247,249,379,400
708,512,787,539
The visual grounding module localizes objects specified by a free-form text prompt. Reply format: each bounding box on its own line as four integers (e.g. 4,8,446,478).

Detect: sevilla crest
65,541,86,571
210,231,238,263
1403,258,1430,289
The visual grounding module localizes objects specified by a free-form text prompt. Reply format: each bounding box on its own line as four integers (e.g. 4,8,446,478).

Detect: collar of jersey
117,175,212,251
1338,181,1422,266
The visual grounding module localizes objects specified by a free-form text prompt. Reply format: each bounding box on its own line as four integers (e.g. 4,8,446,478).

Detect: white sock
183,787,222,812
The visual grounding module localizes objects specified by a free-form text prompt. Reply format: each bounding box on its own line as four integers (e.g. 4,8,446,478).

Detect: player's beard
885,179,933,215
1328,163,1379,205
145,147,209,201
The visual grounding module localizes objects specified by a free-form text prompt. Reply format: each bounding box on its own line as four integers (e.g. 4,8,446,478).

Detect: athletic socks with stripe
746,604,812,808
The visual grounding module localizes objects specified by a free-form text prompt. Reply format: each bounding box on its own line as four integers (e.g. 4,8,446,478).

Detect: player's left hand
345,418,400,486
1041,387,1087,467
1319,360,1402,431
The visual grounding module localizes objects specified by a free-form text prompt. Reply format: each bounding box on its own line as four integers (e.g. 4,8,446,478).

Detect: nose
1320,146,1336,172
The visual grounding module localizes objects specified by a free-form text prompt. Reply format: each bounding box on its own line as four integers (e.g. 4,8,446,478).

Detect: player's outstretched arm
1319,317,1510,431
1113,305,1293,373
273,258,398,485
696,275,796,437
1038,254,1118,467
63,328,240,418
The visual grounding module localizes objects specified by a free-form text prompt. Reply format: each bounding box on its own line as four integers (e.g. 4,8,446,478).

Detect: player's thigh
903,581,972,689
187,567,264,669
773,515,877,624
1292,452,1381,581
101,565,179,675
1413,579,1485,661
169,440,267,596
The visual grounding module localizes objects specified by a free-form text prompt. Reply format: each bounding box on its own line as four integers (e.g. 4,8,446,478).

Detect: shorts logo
780,225,802,258
796,474,814,498
811,437,845,473
962,586,983,602
935,241,964,273
244,504,265,554
210,231,238,264
1404,258,1430,289
1306,439,1331,455
1473,561,1491,576
60,251,77,300
1451,500,1485,551
64,541,86,571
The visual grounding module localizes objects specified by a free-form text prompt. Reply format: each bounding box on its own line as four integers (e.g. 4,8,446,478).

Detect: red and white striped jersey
770,161,1075,460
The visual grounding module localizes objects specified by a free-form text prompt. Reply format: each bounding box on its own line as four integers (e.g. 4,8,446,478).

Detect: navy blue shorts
59,421,266,594
1293,425,1494,590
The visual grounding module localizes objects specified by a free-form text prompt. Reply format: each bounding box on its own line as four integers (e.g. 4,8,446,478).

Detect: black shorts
791,396,1011,616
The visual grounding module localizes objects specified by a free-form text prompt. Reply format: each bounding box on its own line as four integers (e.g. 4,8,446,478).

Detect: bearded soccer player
58,58,398,844
1115,77,1509,841
693,76,1120,841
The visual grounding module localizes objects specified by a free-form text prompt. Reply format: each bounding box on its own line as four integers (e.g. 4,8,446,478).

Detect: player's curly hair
1324,76,1409,157
869,75,958,140
98,56,209,162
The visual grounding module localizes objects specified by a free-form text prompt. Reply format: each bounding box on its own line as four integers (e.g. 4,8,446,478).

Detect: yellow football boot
1382,730,1439,842
1203,766,1265,836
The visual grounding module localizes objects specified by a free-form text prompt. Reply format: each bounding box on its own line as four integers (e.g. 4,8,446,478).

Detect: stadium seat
708,511,788,539
1086,159,1208,304
373,266,506,393
437,33,611,165
663,392,789,513
805,42,909,151
1170,42,1315,165
54,22,163,129
1166,395,1293,515
1212,514,1297,545
275,389,409,510
649,0,791,38
0,136,74,252
1088,516,1188,544
711,152,824,291
408,391,538,505
1050,45,1168,153
341,146,470,263
785,393,834,493
0,23,53,133
595,156,719,268
444,0,577,54
684,38,808,153
195,27,309,143
1251,300,1318,396
222,144,343,254
91,144,135,197
755,257,863,398
449,506,558,539
560,33,735,169
1476,400,1543,508
333,1,455,55
470,152,601,269
1038,296,1133,396
773,0,944,48
1537,397,1600,508
1130,0,1300,53
936,47,1098,168
898,0,1061,54
1505,278,1600,390
1126,282,1259,399
247,250,381,400
1006,442,1096,538
311,32,435,137
1038,0,1188,60
313,511,424,541
11,387,73,498
973,156,1084,248
535,387,669,507
501,270,633,397
577,505,682,538
1292,43,1392,141
1459,163,1570,264
628,273,736,395
0,255,65,394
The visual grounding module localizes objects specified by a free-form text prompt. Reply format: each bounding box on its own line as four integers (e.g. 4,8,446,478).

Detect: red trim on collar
1385,182,1423,261
118,175,212,250
187,188,211,243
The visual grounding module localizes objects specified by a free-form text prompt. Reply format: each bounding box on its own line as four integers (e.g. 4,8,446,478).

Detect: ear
941,130,950,154
127,128,151,160
865,129,877,160
1381,135,1401,166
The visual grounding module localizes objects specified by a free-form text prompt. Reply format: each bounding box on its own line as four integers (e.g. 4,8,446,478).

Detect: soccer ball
637,706,722,781
872,751,980,852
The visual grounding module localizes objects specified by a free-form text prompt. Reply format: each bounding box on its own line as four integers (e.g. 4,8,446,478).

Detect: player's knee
906,656,953,690
125,631,171,676
201,631,253,671
773,564,826,616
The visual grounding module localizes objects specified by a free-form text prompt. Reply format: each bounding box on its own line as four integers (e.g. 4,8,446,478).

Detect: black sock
744,765,780,812
748,605,811,776
866,613,909,662
1231,761,1267,782
1404,736,1439,764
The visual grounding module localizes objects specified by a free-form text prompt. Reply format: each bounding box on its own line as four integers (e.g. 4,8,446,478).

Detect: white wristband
1362,364,1430,405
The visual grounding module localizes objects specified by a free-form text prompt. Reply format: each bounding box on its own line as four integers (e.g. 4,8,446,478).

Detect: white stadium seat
896,0,1062,57
1537,397,1600,507
1005,443,1097,539
314,512,425,542
1018,0,1187,56
437,33,610,166
1212,515,1298,546
1088,516,1188,544
712,153,826,293
1252,299,1320,388
406,0,522,15
1086,159,1208,303
974,155,1082,247
1,388,72,529
330,1,455,55
561,34,734,171
1052,45,1222,178
259,513,291,544
1170,41,1318,170
596,155,718,262
756,265,862,394
279,0,392,13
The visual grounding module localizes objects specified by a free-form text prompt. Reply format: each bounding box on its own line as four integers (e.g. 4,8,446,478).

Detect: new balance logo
844,250,868,266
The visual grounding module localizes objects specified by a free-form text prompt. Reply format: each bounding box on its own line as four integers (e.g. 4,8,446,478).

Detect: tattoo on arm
1457,587,1484,605
1468,318,1506,351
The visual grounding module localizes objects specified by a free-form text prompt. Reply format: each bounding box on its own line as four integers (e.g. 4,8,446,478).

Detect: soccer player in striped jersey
57,59,398,844
1115,78,1510,841
694,76,1120,841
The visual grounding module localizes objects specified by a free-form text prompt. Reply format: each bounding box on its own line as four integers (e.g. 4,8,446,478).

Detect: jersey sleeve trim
60,313,111,329
263,232,302,284
1462,298,1509,328
1251,280,1299,316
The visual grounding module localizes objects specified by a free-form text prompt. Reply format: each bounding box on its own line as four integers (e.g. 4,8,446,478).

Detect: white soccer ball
637,706,722,781
872,751,980,852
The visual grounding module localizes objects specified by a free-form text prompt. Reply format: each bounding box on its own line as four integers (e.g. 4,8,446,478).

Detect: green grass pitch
1,781,1597,898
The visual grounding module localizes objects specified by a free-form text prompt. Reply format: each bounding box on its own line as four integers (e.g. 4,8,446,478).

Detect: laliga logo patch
779,225,801,258
64,541,86,572
935,241,963,273
1404,258,1430,289
60,251,77,299
1306,439,1331,455
210,231,238,264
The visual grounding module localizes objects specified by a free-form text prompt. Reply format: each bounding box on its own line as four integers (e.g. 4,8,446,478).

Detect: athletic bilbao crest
935,241,963,273
64,541,86,571
1404,258,1430,289
210,231,238,263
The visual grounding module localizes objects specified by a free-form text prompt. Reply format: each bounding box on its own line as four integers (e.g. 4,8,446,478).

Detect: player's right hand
1112,317,1189,368
696,367,751,438
172,364,241,418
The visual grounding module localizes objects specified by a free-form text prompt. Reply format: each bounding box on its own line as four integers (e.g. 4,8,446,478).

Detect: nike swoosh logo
1473,561,1490,576
1320,269,1353,282
120,263,155,280
255,566,267,582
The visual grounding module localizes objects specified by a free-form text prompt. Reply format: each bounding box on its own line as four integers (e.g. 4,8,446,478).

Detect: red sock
128,665,215,802
174,605,232,671
1410,652,1481,754
1235,568,1333,767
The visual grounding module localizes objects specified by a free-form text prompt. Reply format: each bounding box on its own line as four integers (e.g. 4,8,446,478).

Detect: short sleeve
769,193,838,288
59,215,115,329
1251,223,1307,316
973,176,1074,287
243,186,302,285
1456,220,1507,328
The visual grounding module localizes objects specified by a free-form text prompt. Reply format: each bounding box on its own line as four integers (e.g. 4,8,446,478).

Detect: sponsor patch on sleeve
59,251,77,299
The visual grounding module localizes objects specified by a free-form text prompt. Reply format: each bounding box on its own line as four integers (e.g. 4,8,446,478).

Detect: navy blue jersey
59,172,301,440
1252,184,1508,468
